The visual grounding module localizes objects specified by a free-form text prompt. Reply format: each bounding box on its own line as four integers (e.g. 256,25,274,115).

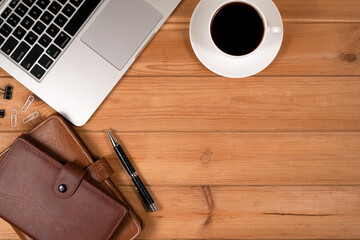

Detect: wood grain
86,76,360,131
1,186,360,239
127,23,360,77
1,0,360,239
1,76,360,132
136,186,360,239
169,0,360,23
0,219,16,240
1,132,360,186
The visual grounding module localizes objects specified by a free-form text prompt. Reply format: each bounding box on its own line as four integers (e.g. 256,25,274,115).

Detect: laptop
0,0,181,125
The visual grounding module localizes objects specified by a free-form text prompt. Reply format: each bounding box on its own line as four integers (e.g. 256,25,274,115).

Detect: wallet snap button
58,184,67,193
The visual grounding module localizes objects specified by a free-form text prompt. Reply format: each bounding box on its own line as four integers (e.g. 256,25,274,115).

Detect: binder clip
0,109,4,118
0,85,13,100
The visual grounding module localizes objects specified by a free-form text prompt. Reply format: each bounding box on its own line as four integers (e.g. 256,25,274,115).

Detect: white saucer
190,0,283,78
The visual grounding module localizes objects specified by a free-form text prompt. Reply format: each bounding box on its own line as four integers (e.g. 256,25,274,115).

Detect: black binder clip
0,85,13,100
0,109,4,118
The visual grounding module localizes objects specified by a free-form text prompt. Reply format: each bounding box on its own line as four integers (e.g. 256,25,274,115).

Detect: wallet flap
53,163,85,199
0,136,128,240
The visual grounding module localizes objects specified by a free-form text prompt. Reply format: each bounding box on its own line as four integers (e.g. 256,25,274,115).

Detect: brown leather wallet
0,115,143,240
0,135,128,240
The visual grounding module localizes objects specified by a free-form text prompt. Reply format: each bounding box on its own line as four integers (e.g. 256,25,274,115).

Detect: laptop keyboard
0,0,101,81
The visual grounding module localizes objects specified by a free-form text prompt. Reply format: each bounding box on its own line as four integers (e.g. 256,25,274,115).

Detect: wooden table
1,0,360,239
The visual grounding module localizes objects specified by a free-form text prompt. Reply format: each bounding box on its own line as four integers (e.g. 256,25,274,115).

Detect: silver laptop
0,0,181,125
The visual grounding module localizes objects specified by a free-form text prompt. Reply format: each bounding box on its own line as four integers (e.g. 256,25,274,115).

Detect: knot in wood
341,52,358,64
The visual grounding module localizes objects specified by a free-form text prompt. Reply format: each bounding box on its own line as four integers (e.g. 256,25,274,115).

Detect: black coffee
210,2,265,56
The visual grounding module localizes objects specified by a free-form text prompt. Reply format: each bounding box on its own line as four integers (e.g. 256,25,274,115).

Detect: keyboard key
40,11,54,25
46,23,59,37
46,44,60,59
54,13,67,27
0,18,3,25
70,0,83,7
0,23,13,37
23,0,36,7
30,64,45,79
38,54,53,69
65,0,101,36
49,1,62,15
33,21,45,34
15,3,29,17
13,26,26,40
62,4,75,17
36,0,50,10
54,31,70,49
0,36,5,46
57,0,67,4
1,36,18,55
7,13,20,27
1,8,12,19
29,6,42,19
9,0,20,8
21,16,35,29
39,33,51,48
25,31,38,44
11,41,30,62
20,44,43,70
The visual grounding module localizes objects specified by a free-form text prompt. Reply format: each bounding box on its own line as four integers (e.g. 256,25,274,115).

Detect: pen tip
106,129,118,146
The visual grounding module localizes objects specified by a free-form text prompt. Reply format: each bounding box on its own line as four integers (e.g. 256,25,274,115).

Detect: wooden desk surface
1,0,360,239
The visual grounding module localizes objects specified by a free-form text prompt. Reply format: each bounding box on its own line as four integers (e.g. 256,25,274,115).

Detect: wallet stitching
5,137,128,240
0,115,135,237
0,149,8,158
0,190,69,238
0,137,22,169
80,180,128,239
0,116,137,237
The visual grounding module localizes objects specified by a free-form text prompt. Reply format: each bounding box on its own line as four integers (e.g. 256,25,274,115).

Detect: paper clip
11,109,17,127
22,111,39,124
22,95,34,112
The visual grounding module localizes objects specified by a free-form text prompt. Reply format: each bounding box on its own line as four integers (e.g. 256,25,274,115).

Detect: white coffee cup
190,0,284,78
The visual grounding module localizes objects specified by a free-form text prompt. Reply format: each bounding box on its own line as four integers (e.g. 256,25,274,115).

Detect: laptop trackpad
81,0,163,71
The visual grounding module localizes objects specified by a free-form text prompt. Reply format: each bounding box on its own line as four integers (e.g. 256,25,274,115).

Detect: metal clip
11,109,17,127
0,85,13,100
22,95,34,112
0,109,5,118
22,111,39,123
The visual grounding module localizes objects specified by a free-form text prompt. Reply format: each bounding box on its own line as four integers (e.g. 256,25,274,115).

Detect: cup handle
267,26,282,33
